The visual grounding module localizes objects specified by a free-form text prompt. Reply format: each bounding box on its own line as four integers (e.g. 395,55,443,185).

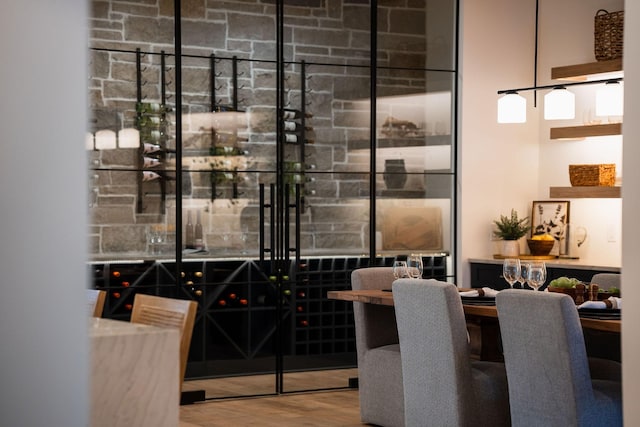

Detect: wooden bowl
526,239,555,256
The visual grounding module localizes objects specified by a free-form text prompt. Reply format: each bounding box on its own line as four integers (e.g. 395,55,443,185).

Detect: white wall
460,0,540,286
462,0,640,422
622,0,640,423
537,0,623,267
0,1,89,426
460,0,625,287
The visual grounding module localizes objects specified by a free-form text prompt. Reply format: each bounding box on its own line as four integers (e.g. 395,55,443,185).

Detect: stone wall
87,0,453,257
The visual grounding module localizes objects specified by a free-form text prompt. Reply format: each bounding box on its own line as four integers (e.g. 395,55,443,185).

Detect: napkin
578,297,622,310
459,287,499,298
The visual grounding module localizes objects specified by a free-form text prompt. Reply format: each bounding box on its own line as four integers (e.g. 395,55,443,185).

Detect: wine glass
406,255,424,279
392,261,409,280
502,258,521,288
527,261,547,291
519,262,530,289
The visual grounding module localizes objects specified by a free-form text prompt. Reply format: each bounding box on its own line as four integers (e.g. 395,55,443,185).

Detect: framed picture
531,201,570,255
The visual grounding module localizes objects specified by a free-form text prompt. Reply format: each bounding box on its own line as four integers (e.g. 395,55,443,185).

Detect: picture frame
531,200,570,255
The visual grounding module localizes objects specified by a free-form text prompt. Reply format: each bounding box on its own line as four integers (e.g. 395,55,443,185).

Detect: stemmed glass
519,262,531,290
527,261,547,291
393,261,409,280
503,258,521,288
406,255,424,279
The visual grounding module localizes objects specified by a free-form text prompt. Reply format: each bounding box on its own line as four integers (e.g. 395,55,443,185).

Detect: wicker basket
594,9,624,61
569,164,616,187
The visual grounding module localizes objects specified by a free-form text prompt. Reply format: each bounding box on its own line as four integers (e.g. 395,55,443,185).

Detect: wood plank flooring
180,369,363,426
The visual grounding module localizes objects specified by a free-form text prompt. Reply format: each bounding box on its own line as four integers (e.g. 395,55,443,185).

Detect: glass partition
87,0,458,399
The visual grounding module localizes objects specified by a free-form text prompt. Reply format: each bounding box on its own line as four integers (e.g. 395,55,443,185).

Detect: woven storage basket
569,164,616,186
594,9,624,61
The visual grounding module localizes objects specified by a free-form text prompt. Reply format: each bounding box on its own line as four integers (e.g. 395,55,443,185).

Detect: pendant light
118,128,141,148
94,129,117,150
497,91,527,123
544,86,575,120
596,80,624,117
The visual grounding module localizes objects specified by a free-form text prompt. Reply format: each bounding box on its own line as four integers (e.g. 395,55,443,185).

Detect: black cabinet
92,254,447,378
469,260,619,290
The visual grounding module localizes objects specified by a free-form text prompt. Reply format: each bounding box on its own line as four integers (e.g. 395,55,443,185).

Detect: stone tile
228,13,276,40
124,16,174,45
101,225,147,253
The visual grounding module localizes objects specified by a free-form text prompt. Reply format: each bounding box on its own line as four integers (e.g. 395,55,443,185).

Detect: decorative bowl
526,239,555,256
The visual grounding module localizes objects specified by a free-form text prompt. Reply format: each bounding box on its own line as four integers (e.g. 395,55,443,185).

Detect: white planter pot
501,240,520,257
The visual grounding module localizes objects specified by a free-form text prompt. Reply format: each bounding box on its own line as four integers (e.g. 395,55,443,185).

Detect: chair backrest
350,267,398,355
496,290,594,425
590,273,621,291
87,289,107,317
392,279,476,426
131,294,198,390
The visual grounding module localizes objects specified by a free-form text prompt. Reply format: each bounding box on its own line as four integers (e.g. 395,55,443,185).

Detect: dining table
89,317,180,427
327,288,621,361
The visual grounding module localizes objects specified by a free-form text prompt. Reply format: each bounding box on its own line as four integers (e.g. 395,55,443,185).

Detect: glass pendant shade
497,92,526,123
95,130,117,150
596,81,624,117
544,88,575,120
118,128,140,148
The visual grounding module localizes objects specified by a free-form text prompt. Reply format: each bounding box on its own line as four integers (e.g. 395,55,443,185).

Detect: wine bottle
209,146,249,156
185,210,194,249
283,109,313,120
136,115,167,129
142,143,176,154
213,131,248,145
139,128,167,142
136,102,171,114
142,171,175,182
142,171,162,181
143,157,162,168
283,121,313,132
194,210,204,250
284,134,315,144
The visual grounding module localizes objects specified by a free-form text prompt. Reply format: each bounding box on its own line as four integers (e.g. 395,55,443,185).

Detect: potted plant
493,209,531,257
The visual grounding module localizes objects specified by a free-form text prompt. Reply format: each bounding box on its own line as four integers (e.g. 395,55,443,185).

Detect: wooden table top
327,289,621,333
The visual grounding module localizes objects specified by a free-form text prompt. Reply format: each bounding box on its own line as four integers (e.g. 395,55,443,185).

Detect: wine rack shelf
90,254,447,378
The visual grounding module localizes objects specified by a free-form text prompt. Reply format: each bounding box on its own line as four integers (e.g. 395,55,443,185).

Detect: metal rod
534,0,539,107
135,49,144,214
232,56,239,110
369,0,377,264
210,54,217,110
174,0,183,286
497,77,622,95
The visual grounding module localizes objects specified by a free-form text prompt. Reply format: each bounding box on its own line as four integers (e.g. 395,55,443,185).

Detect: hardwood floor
180,369,363,426
180,389,362,426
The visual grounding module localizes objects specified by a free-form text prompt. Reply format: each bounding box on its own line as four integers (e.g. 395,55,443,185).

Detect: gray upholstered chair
351,267,404,427
392,279,511,427
590,273,621,291
587,273,622,378
497,290,622,427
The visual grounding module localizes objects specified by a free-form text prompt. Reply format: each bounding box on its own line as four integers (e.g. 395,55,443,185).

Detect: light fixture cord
534,0,539,107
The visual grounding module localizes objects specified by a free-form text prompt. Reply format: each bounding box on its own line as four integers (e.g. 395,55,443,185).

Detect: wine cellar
87,0,458,397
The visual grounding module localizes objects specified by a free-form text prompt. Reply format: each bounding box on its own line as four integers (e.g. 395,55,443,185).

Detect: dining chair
496,290,622,427
351,267,404,427
130,294,198,391
392,279,511,427
590,273,621,291
586,273,623,379
87,289,107,317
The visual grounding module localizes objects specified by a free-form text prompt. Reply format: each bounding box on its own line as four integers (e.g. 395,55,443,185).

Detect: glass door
87,0,458,399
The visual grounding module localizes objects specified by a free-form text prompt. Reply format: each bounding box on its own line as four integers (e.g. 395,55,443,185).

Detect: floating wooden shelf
549,186,621,199
551,58,623,81
550,123,622,140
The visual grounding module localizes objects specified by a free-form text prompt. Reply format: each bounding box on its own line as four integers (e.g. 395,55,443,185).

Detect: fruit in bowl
527,234,555,256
